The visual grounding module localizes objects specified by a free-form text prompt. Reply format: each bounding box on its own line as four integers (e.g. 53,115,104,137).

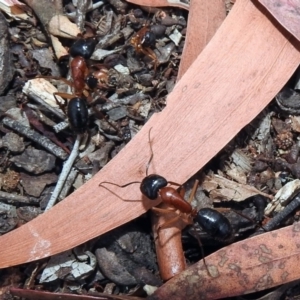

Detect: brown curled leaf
177,0,226,79
151,203,187,281
148,223,300,300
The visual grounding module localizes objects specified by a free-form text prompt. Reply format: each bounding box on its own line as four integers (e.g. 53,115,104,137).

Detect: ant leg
187,180,199,204
54,92,78,115
140,47,158,71
168,181,182,187
151,207,192,230
37,75,73,87
230,209,267,232
190,227,213,277
53,92,71,114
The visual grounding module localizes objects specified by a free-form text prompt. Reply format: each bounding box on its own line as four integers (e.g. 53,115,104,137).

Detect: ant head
141,30,156,48
140,174,168,200
69,37,97,59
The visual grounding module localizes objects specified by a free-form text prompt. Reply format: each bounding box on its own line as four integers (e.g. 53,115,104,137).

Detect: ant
68,35,110,93
42,34,110,134
130,26,158,71
99,128,235,276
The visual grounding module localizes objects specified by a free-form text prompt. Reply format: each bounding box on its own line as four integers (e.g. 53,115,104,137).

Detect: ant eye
140,174,167,200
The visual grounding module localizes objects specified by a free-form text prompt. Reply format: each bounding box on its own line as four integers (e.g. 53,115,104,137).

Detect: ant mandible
99,128,234,275
130,26,158,71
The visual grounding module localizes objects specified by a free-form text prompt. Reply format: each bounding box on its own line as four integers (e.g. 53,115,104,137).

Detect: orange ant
130,26,159,71
99,129,235,276
40,37,110,134
99,128,197,224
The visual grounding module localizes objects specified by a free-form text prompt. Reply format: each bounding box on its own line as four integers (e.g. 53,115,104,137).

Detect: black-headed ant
99,129,237,276
130,26,158,71
42,34,110,134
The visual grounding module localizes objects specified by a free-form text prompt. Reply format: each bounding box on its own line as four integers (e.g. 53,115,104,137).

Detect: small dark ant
99,128,235,276
42,11,113,135
130,26,158,70
43,38,110,134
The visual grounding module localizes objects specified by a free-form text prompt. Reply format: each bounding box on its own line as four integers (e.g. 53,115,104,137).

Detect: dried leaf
265,179,300,215
0,0,28,19
202,174,272,202
40,250,96,283
148,223,300,299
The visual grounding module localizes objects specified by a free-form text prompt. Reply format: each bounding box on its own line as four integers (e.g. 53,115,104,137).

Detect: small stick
2,117,68,160
57,168,78,201
45,135,81,211
65,1,105,20
0,191,36,205
75,0,90,33
262,191,300,232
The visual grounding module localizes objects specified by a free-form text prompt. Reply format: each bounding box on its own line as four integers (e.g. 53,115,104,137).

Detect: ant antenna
145,127,154,176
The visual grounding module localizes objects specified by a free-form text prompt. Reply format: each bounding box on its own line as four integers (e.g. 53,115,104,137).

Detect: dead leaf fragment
291,116,300,132
265,179,300,215
0,0,300,270
0,0,29,20
149,222,300,299
40,250,96,283
48,14,80,38
202,174,272,202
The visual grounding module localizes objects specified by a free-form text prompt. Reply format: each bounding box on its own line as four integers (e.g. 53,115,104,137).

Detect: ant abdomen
140,174,168,200
195,208,233,242
67,97,89,134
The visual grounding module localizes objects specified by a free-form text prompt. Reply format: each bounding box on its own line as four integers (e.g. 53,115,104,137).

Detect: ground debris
10,147,56,174
40,249,97,284
20,172,57,197
2,132,25,153
202,173,271,202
